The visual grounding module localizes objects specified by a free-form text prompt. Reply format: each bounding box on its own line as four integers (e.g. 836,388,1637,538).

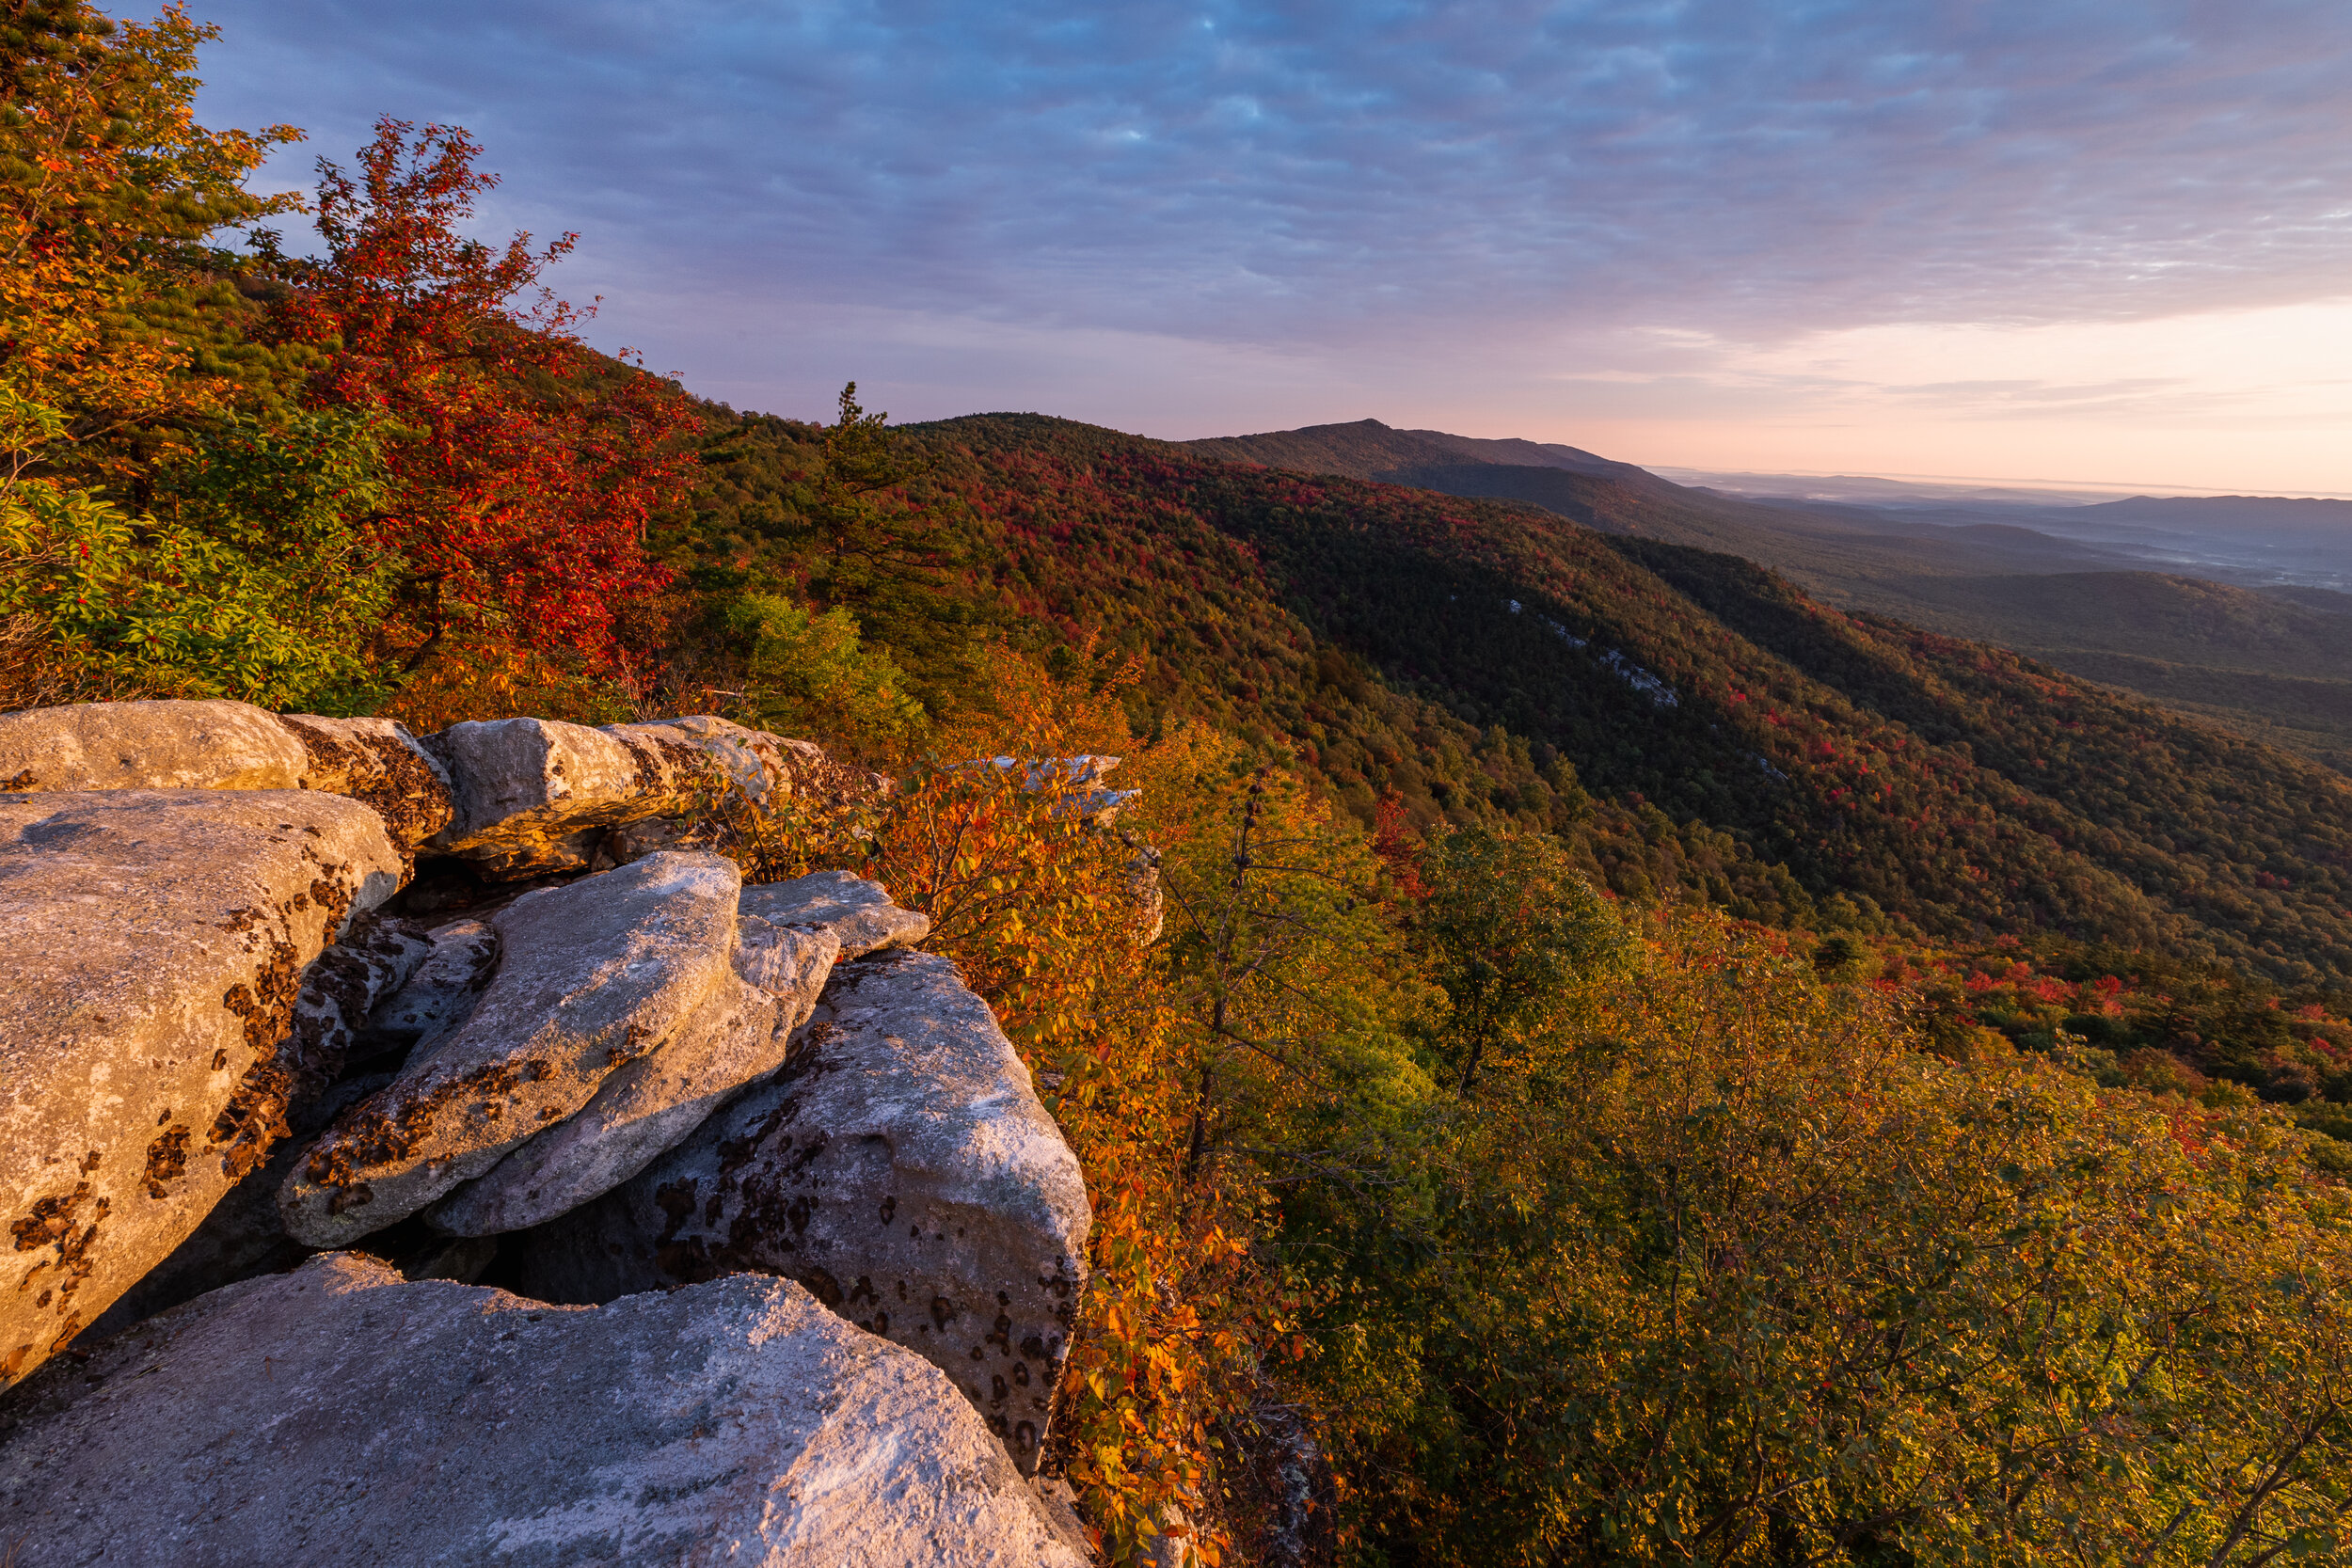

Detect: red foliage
262,119,699,678
1372,787,1429,898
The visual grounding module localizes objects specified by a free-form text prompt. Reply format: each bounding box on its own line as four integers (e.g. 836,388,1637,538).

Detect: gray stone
0,790,403,1387
0,1253,1089,1568
607,714,801,811
363,916,501,1053
741,867,932,958
277,852,743,1248
277,712,456,860
422,918,840,1237
420,715,876,879
507,950,1090,1473
0,703,458,863
278,911,438,1102
421,717,718,878
0,698,306,793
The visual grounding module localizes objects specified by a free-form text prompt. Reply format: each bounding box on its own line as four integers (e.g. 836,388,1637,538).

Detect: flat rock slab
742,868,931,958
0,790,403,1387
0,1253,1090,1568
422,921,834,1237
422,875,931,1237
278,853,743,1248
0,703,455,859
510,950,1090,1473
0,699,306,792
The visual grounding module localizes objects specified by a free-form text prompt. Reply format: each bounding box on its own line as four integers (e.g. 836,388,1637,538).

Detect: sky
184,1,2352,494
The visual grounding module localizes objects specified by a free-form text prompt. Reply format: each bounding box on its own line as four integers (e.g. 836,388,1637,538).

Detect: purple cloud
183,1,2352,421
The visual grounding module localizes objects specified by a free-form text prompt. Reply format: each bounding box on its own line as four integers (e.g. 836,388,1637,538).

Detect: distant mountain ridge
1180,420,2352,772
1183,418,1643,483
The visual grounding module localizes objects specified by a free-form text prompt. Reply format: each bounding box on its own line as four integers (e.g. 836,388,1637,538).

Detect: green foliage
0,387,396,709
1413,825,1629,1094
712,590,928,750
675,386,995,724
1283,907,2352,1566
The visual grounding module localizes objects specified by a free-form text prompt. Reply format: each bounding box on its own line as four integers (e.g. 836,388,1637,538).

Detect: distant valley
1185,421,2352,771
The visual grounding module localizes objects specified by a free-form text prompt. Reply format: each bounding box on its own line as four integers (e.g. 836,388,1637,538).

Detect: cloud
186,2,2352,339
178,0,2352,485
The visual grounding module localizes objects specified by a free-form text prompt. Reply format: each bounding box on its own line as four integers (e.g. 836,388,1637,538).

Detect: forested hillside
8,8,2352,1561
1193,420,2352,772
683,410,2352,991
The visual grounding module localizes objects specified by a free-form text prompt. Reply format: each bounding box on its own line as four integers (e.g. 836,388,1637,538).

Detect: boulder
80,1071,390,1338
277,911,438,1105
421,717,717,878
741,867,932,958
0,1253,1090,1567
422,917,838,1237
0,790,404,1386
0,702,457,862
506,949,1090,1473
0,698,305,792
277,853,744,1248
361,916,501,1053
421,714,872,879
277,712,456,859
608,714,800,810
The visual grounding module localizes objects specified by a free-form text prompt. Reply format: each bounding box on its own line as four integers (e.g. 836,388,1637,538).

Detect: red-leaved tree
259,118,700,708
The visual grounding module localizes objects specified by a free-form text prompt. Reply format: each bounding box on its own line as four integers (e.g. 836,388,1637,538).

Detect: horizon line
1645,465,2352,502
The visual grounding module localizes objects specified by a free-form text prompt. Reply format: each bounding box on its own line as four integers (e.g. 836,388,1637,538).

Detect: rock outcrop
0,698,1120,1551
0,790,404,1386
742,866,934,958
275,712,456,859
422,717,723,878
418,918,825,1237
506,948,1090,1474
0,700,456,859
0,1253,1091,1567
0,698,309,792
421,714,878,879
278,852,747,1247
362,916,502,1052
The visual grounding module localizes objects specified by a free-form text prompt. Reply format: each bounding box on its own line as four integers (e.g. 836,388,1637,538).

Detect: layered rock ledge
0,1253,1090,1567
0,697,1113,1559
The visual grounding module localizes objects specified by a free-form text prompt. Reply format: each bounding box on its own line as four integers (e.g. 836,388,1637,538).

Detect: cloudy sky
187,1,2352,492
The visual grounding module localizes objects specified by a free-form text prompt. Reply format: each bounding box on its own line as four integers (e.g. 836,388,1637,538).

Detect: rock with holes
0,1253,1091,1568
0,698,308,793
276,712,455,861
505,949,1089,1474
277,852,745,1249
740,868,932,958
0,790,403,1388
422,915,838,1237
